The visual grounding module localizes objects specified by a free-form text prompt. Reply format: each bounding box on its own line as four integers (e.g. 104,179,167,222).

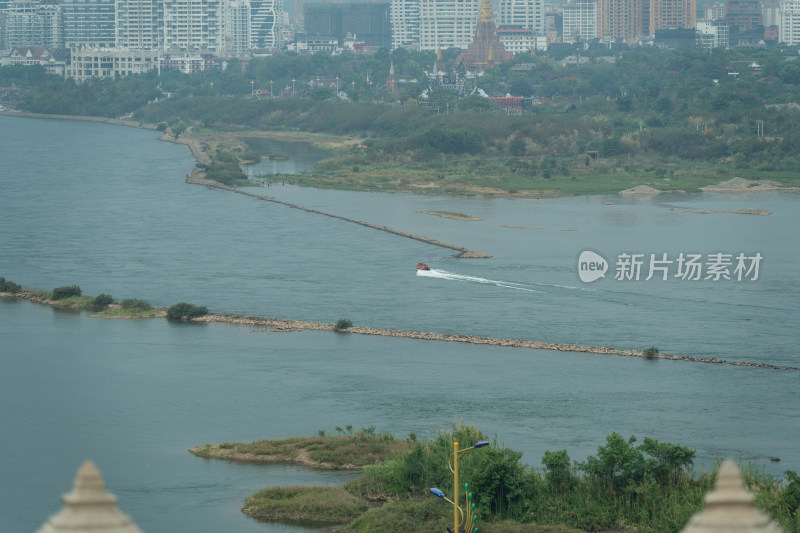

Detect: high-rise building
39,2,64,49
162,0,223,51
696,18,728,47
649,0,694,36
304,2,390,48
390,0,419,49
418,0,480,50
225,0,251,52
499,0,544,33
726,0,763,31
5,0,42,48
251,0,281,48
780,0,800,44
115,0,162,49
62,0,116,47
597,0,643,40
703,2,725,20
562,0,597,41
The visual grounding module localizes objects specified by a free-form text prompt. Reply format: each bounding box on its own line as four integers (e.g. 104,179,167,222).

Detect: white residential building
781,0,800,44
5,0,42,49
391,0,420,49
61,0,116,48
162,0,223,52
499,0,544,33
696,19,728,48
562,0,597,42
39,4,64,50
497,25,533,53
66,46,158,79
418,0,480,51
704,1,726,20
115,0,162,49
225,0,250,53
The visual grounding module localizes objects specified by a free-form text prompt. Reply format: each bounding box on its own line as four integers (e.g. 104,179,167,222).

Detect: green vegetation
644,346,660,359
51,285,82,300
244,486,369,524
0,277,22,294
334,318,354,332
90,293,114,310
216,424,800,533
166,302,209,321
197,151,249,186
95,297,161,318
7,47,800,196
190,427,409,468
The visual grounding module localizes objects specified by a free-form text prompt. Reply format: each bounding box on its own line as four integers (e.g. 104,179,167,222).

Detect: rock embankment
185,171,492,258
194,313,799,371
701,177,798,191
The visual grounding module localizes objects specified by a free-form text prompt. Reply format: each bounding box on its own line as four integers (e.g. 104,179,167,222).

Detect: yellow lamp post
431,440,489,533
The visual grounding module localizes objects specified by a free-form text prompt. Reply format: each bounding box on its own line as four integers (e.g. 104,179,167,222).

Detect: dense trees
349,424,799,532
6,46,800,179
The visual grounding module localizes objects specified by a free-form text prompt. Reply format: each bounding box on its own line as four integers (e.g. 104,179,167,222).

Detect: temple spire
479,0,494,22
37,460,144,533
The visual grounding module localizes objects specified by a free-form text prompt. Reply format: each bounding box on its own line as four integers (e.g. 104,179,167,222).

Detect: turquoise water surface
1,115,798,533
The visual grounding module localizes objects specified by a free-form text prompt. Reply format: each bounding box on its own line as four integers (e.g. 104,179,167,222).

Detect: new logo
578,251,608,283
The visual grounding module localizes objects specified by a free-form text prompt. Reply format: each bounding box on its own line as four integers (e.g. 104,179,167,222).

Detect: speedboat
416,262,431,271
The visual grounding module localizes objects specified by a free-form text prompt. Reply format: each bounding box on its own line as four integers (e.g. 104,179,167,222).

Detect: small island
416,210,482,221
190,424,800,533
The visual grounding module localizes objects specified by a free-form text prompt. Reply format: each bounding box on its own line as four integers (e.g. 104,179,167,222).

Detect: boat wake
417,268,542,292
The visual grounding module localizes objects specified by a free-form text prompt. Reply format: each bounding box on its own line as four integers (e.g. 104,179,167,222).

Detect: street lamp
270,79,273,97
250,80,254,96
430,440,489,533
292,78,295,95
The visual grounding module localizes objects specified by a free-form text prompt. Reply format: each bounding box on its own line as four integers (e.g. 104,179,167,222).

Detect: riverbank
3,285,796,371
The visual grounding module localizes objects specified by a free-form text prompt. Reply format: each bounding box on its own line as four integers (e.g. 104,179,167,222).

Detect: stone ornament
681,459,785,533
36,460,144,533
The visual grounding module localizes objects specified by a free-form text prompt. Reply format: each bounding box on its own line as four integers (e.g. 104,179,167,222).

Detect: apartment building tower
115,0,162,49
780,0,800,44
390,0,420,49
162,0,223,51
649,0,695,36
562,0,597,42
418,0,480,50
597,0,643,40
61,0,116,47
499,0,545,33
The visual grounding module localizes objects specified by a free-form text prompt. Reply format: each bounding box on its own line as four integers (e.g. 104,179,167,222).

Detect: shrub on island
334,318,353,332
0,277,22,293
167,302,209,321
89,293,114,310
51,285,82,300
120,298,153,311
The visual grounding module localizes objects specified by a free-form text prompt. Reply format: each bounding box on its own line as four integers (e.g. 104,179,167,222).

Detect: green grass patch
92,306,163,319
190,431,410,469
243,486,369,524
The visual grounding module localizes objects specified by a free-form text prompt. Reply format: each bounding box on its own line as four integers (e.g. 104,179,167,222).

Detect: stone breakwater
3,290,796,371
193,312,799,371
185,170,492,258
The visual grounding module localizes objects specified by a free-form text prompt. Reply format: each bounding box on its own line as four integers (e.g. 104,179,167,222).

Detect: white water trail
417,268,542,292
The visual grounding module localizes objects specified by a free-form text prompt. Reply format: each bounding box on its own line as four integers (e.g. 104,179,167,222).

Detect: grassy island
194,423,800,533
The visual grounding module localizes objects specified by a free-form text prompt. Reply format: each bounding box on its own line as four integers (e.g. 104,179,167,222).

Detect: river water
1,115,798,533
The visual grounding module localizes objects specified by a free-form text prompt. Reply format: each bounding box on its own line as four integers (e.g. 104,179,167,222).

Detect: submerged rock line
3,290,796,371
193,312,798,371
185,169,492,258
